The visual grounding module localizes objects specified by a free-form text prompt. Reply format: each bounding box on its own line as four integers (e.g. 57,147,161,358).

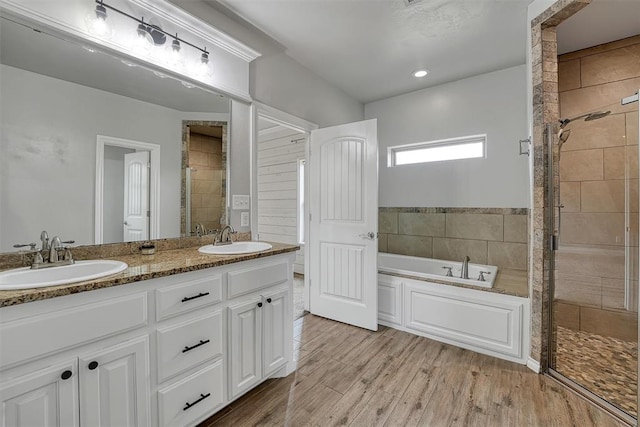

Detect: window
298,159,305,244
387,134,487,167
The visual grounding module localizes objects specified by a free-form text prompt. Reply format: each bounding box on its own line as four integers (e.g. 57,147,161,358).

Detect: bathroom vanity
0,244,297,427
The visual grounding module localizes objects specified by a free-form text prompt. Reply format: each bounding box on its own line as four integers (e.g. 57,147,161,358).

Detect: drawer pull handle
182,339,210,353
61,370,73,380
181,292,210,303
183,392,210,411
88,361,99,370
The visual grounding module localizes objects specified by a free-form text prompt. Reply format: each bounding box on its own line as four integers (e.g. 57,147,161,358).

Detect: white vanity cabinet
0,252,295,427
227,259,291,400
0,360,79,427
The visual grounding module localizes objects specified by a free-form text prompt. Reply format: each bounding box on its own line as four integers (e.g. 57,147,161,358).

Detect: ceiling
215,0,639,104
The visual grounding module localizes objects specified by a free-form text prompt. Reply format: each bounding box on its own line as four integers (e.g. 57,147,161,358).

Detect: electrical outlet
232,195,250,210
241,212,250,227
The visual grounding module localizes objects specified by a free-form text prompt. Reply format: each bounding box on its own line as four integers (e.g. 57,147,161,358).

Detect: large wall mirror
0,15,230,252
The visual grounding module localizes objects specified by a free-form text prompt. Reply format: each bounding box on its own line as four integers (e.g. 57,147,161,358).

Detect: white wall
365,65,529,208
103,145,134,244
0,64,227,251
251,53,364,128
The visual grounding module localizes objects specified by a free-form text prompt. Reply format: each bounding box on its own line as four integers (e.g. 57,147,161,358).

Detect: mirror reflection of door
123,151,150,242
102,146,150,244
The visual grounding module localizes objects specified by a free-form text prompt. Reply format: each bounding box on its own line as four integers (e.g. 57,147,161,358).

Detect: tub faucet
461,256,470,279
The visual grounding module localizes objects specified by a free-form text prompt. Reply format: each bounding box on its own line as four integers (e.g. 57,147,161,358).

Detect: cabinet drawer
156,311,223,383
158,360,225,427
227,260,288,299
156,275,222,321
0,293,147,368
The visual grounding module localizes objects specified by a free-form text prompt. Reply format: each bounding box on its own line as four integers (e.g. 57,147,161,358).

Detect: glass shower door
550,91,639,422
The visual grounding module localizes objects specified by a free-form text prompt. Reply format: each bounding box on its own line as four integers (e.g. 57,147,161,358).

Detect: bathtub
377,252,498,289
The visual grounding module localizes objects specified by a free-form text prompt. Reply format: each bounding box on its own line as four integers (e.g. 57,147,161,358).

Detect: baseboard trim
527,357,541,373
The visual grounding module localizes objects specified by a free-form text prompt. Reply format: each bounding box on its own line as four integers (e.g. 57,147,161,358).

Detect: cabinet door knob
257,302,263,308
266,298,272,303
61,370,73,380
88,361,99,370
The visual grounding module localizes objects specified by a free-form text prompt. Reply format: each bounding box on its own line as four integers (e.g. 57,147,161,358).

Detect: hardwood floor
200,315,626,426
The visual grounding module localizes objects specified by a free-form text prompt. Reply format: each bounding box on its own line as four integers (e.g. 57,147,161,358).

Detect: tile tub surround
378,208,529,271
0,239,298,307
188,131,225,233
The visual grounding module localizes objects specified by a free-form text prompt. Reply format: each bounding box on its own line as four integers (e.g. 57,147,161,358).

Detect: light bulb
84,3,112,38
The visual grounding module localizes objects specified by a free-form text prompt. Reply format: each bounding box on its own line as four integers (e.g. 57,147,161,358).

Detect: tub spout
461,256,470,279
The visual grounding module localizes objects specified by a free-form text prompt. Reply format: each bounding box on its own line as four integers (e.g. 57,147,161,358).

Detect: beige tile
387,234,432,258
560,113,626,152
488,241,528,270
603,145,638,180
580,44,640,87
554,272,601,307
503,215,527,243
560,181,581,212
627,111,638,146
558,58,581,92
561,213,625,246
432,238,487,264
554,302,580,330
631,179,639,213
398,213,445,237
580,306,638,341
601,278,626,311
378,233,388,253
379,212,398,234
559,77,640,119
559,149,603,182
445,213,503,241
581,180,625,213
193,180,215,195
556,244,625,279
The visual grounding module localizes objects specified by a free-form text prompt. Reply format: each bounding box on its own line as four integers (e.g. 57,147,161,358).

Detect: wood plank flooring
199,315,627,426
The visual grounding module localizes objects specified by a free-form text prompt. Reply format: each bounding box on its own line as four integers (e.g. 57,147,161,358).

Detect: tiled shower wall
555,35,640,340
378,208,528,271
189,132,225,233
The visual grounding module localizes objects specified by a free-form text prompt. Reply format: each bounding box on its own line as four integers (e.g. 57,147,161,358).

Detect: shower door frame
546,91,640,425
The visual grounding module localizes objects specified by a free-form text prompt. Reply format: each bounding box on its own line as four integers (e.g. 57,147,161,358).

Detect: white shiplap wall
257,126,306,274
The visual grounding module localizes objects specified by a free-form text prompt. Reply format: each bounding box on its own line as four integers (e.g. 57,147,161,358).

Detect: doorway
94,135,160,244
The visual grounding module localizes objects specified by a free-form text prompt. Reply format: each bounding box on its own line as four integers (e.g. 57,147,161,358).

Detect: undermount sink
0,260,128,290
198,241,273,255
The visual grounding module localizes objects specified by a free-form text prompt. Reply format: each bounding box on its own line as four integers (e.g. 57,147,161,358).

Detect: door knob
123,221,129,226
358,232,376,240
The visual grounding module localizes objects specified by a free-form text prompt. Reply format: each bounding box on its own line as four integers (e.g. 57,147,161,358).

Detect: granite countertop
0,242,299,308
379,268,529,298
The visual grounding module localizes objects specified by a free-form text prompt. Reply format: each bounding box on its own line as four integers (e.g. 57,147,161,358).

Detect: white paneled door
309,119,378,331
123,151,149,242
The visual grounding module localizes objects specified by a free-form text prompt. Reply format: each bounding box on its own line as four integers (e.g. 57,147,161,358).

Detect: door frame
95,135,160,244
252,102,318,310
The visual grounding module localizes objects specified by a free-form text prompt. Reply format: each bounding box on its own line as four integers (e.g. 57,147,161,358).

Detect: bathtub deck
200,314,624,427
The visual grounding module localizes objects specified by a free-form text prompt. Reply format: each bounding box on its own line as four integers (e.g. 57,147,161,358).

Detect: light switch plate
232,195,250,210
241,212,250,227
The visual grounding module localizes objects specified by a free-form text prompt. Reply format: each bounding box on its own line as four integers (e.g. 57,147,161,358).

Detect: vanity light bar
94,0,210,61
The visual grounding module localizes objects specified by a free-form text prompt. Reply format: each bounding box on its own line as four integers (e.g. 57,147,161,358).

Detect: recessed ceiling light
413,69,429,78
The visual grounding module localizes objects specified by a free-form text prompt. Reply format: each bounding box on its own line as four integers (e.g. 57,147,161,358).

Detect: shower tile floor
556,326,637,417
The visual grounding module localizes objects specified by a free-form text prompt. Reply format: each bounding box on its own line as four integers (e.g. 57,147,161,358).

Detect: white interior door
123,151,149,241
309,119,378,331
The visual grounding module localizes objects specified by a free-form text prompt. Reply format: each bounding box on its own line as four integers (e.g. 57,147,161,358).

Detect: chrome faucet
215,225,236,246
194,223,208,237
49,236,62,262
14,232,75,269
461,256,471,279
